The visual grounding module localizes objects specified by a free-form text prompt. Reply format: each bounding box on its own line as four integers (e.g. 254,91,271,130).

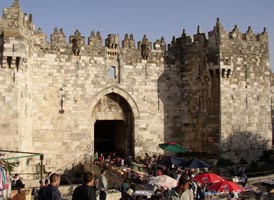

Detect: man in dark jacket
72,172,96,200
38,173,62,200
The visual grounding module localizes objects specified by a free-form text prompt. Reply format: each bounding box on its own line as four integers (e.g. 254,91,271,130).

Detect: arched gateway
90,87,139,157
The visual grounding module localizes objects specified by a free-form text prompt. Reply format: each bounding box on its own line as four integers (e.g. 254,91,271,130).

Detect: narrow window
109,66,116,79
16,57,21,72
222,69,225,78
7,56,12,68
227,69,231,77
0,56,3,67
209,69,213,77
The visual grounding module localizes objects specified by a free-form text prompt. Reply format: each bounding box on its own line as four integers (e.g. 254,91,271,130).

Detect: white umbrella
149,175,178,189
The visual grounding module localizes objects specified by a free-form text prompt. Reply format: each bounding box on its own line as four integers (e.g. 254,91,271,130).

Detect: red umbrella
194,173,224,184
209,180,244,193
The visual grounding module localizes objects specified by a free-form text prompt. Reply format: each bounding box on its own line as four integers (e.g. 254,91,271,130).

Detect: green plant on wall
2,160,19,174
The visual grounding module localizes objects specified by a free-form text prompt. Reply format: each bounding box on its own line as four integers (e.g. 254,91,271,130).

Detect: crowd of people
13,169,243,200
26,151,250,200
102,151,248,200
91,151,208,200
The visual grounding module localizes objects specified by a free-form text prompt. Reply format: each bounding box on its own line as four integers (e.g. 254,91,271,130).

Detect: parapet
33,27,167,60
2,1,267,63
169,18,268,51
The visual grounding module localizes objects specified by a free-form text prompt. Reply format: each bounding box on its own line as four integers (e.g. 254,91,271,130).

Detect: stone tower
0,1,272,175
0,0,34,154
166,18,272,160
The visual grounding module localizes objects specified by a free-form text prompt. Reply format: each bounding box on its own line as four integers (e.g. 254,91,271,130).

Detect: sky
1,0,274,70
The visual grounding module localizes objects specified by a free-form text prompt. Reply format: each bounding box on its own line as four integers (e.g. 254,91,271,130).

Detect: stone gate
0,1,273,174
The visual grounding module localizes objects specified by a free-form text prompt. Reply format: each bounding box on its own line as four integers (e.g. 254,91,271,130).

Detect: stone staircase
48,154,93,185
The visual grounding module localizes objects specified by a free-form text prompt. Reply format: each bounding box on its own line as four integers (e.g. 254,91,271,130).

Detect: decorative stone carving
160,37,166,52
96,31,102,46
59,88,65,114
12,0,19,7
51,27,66,47
138,34,152,60
105,34,119,49
122,34,129,48
129,34,135,49
88,31,96,47
88,30,102,47
154,36,166,52
122,33,135,49
69,30,85,56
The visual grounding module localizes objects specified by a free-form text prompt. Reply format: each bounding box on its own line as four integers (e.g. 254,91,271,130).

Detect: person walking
38,173,62,200
120,179,129,199
97,169,108,200
72,172,96,200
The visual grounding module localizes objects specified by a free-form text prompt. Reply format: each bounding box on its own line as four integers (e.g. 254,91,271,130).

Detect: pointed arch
89,86,140,119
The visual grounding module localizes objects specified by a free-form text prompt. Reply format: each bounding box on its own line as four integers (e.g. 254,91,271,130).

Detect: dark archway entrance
93,93,134,157
94,120,126,156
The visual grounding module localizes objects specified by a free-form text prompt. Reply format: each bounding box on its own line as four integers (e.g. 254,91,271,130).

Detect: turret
208,18,225,47
0,0,34,70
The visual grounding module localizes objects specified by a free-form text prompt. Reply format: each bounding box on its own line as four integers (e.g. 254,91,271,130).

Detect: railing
247,168,274,178
44,154,94,185
47,154,93,178
248,174,274,185
56,154,91,173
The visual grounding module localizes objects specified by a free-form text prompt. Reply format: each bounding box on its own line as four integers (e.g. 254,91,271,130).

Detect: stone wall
218,24,272,160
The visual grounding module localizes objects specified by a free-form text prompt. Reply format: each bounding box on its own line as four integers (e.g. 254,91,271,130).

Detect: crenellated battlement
32,27,167,61
229,25,268,42
1,0,34,38
2,0,267,65
169,18,268,51
0,1,269,71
